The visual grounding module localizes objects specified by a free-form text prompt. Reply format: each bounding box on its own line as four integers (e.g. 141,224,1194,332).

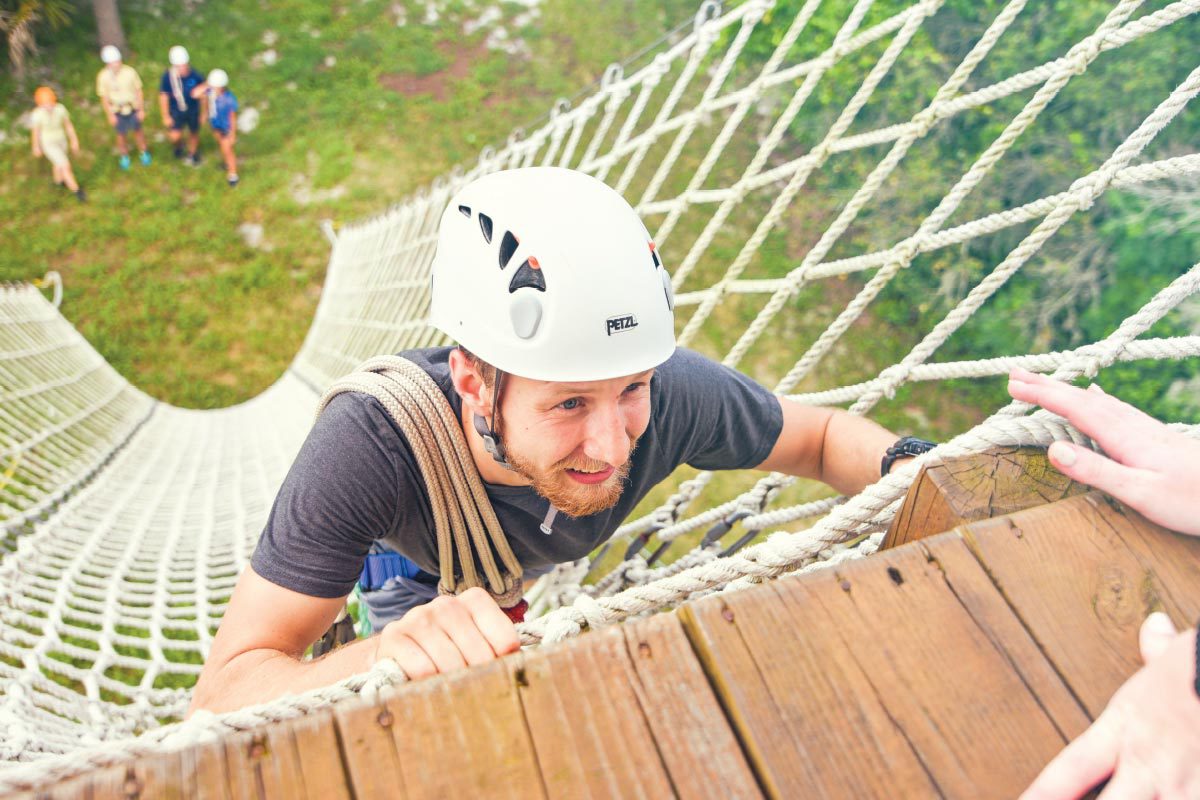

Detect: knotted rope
317,356,524,607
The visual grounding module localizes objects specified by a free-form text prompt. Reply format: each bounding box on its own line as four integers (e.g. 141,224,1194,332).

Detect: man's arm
755,398,899,495
158,91,170,125
188,569,520,716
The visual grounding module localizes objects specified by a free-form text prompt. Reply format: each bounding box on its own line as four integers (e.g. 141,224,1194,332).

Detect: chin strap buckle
473,413,513,470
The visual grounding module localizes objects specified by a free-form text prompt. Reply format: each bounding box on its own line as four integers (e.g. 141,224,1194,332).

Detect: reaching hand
374,587,520,679
1021,613,1200,799
1007,368,1200,536
106,113,117,127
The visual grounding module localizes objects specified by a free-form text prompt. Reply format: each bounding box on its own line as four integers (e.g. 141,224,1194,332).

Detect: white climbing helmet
430,167,676,383
168,45,189,66
208,68,229,88
100,45,121,64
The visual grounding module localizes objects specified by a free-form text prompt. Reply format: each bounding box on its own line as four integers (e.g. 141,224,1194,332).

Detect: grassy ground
0,0,694,407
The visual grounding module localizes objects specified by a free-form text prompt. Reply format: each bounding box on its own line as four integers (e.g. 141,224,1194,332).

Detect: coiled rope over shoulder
316,356,524,607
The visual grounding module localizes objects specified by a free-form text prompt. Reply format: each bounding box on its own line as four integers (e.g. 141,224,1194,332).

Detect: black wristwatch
881,436,937,476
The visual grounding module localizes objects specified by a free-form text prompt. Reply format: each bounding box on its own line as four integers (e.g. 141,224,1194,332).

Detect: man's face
496,369,654,518
107,61,121,73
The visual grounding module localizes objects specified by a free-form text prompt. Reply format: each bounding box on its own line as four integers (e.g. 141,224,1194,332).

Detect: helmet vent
509,259,546,293
458,205,471,218
499,231,519,269
650,242,662,269
479,213,494,243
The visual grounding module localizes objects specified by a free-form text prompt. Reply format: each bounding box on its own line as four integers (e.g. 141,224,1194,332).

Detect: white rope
1,0,1198,783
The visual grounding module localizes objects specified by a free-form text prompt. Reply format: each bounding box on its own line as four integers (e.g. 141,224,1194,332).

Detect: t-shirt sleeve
229,93,239,113
651,348,784,471
132,69,142,90
250,392,404,598
159,72,170,93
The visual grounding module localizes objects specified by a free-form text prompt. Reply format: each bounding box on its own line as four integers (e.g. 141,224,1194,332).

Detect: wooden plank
681,536,1086,798
222,723,306,800
287,709,353,800
1094,498,1200,622
621,612,763,799
86,752,184,800
960,492,1200,716
333,695,408,799
516,625,676,799
884,447,1085,550
384,658,544,799
180,738,233,800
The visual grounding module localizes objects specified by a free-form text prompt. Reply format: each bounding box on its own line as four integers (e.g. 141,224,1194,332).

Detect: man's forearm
187,635,378,716
819,410,899,495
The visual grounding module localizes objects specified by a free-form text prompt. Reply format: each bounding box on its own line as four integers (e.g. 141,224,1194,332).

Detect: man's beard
504,439,638,518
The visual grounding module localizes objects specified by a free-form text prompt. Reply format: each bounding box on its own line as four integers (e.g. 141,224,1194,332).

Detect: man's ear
448,349,490,417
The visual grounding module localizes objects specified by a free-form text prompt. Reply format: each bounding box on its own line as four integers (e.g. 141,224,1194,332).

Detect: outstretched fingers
1007,370,1157,465
1021,711,1122,800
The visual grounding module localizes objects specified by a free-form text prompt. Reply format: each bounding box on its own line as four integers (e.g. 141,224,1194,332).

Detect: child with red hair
30,87,85,201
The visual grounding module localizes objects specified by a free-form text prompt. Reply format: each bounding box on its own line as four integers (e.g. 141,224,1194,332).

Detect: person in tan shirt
96,45,150,170
29,86,84,201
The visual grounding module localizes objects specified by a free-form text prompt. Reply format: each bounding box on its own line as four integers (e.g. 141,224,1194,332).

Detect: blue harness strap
359,550,424,591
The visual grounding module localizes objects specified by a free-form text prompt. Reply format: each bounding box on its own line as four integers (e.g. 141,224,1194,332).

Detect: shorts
211,125,232,140
114,111,141,135
41,139,69,167
169,106,201,133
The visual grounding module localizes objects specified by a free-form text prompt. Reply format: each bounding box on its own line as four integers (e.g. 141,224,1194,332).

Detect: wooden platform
11,472,1200,798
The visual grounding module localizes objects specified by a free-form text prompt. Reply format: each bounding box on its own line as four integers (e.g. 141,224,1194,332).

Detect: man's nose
582,404,629,466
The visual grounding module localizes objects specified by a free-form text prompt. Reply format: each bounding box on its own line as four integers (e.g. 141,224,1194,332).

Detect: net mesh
1,0,1199,767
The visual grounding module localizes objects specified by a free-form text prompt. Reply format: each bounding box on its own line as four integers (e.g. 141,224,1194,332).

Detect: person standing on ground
158,45,205,166
192,68,239,187
1010,368,1200,799
96,45,151,171
29,87,85,202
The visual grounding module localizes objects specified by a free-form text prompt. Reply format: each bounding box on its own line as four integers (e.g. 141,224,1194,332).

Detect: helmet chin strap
472,369,513,470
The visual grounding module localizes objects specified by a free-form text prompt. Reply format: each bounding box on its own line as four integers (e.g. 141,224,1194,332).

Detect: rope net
1,0,1199,784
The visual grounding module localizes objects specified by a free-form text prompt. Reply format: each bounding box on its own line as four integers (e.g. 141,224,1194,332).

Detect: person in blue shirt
158,45,206,166
192,68,239,187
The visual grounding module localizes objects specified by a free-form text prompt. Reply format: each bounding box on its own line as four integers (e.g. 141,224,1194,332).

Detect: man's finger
459,587,521,656
1021,712,1122,800
1047,442,1152,508
1008,372,1158,462
431,596,504,666
380,632,438,680
1138,612,1177,663
405,608,468,673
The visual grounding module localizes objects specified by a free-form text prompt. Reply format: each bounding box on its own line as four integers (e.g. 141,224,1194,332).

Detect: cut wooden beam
680,534,1087,798
959,492,1200,716
884,446,1086,550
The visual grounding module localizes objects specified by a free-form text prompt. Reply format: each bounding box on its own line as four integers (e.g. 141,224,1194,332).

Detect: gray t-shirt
251,347,784,599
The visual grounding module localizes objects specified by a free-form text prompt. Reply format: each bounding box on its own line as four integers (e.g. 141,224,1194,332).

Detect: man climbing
158,45,205,165
189,168,930,714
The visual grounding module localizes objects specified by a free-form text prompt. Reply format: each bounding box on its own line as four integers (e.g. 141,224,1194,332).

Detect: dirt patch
378,41,491,101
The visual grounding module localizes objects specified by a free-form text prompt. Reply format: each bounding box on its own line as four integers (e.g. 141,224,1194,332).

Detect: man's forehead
523,369,655,395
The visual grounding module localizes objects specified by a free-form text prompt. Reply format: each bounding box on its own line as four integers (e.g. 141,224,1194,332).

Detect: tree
0,0,72,81
91,0,124,51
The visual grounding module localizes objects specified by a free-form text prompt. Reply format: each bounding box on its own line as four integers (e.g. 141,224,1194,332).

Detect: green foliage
0,0,692,407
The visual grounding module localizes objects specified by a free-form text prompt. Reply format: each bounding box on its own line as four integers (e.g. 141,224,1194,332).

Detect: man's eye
559,398,581,411
624,382,646,394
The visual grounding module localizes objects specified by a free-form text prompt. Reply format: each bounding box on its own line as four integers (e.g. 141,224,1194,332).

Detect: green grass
0,0,695,408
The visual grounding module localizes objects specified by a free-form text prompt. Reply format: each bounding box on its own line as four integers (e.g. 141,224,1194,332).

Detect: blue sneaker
139,151,152,166
118,154,131,171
